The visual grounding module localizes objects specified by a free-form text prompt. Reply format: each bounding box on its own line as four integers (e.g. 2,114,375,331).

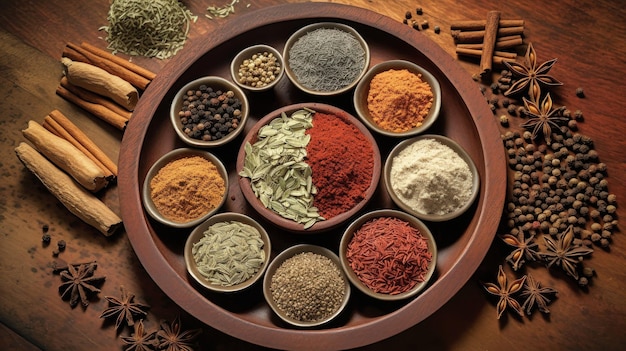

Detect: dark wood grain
1,0,625,350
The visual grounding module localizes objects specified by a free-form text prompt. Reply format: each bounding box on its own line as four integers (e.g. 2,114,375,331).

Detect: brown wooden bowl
236,102,381,233
118,3,506,350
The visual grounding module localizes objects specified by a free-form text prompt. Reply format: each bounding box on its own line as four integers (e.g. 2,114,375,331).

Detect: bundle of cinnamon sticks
451,11,525,77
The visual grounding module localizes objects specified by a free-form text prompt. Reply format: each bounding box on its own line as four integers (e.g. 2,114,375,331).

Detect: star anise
520,92,568,144
540,225,594,280
120,319,157,351
482,265,527,319
58,261,106,308
100,285,150,330
501,227,539,271
155,315,202,351
503,42,563,99
520,274,558,315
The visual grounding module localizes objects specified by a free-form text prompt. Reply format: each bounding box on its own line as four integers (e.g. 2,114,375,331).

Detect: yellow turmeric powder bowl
353,60,441,137
142,148,229,229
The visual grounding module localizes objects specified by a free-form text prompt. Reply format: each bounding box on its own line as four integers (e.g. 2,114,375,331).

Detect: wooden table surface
1,0,625,350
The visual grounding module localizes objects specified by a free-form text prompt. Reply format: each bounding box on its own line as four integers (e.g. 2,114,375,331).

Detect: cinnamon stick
456,35,523,50
56,84,128,131
22,120,108,192
47,109,118,177
451,26,525,43
66,42,151,91
60,77,132,120
451,19,524,31
79,42,156,81
480,11,501,77
455,48,517,65
43,116,114,179
15,142,122,236
62,45,89,63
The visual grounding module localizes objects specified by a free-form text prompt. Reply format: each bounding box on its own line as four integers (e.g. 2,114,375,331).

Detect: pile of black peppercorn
178,84,243,141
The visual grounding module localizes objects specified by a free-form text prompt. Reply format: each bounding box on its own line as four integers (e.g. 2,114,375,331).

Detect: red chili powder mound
305,112,374,219
346,216,432,295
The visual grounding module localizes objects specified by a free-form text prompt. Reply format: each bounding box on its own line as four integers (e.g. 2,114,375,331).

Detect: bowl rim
282,22,371,96
184,212,272,293
236,102,382,233
383,134,481,222
262,243,351,327
169,76,249,148
339,209,438,301
230,44,285,92
141,148,229,228
353,59,442,137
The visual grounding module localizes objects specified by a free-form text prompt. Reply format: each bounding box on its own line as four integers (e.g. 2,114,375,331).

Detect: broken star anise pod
120,319,157,351
501,226,539,271
100,285,150,330
503,42,563,100
58,261,106,308
156,315,202,351
482,265,527,319
540,225,594,280
520,274,558,315
520,92,568,144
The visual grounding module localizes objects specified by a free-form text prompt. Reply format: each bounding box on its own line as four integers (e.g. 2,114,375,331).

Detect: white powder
390,138,473,215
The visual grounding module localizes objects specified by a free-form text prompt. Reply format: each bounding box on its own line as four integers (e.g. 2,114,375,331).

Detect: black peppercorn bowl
339,209,437,301
170,76,249,148
230,44,285,92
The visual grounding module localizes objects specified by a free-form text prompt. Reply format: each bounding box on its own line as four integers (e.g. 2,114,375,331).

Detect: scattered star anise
501,227,539,271
100,285,150,330
520,274,558,315
540,225,594,280
58,261,106,308
121,319,157,351
520,92,568,144
482,265,527,319
503,42,563,99
155,315,202,351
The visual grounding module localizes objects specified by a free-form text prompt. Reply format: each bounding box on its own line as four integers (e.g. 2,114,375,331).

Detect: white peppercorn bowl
184,212,272,293
283,22,370,96
262,244,351,328
339,209,437,301
383,134,480,222
353,60,442,137
170,76,249,148
141,148,229,229
230,44,285,92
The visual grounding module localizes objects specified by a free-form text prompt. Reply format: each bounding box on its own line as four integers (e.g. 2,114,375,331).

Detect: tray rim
118,3,507,350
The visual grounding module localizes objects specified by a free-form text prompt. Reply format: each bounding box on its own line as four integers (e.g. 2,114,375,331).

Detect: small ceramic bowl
263,244,351,327
230,44,285,92
142,148,229,229
383,134,480,222
283,22,370,96
353,60,441,137
236,102,381,233
170,76,249,148
184,212,271,293
339,209,437,301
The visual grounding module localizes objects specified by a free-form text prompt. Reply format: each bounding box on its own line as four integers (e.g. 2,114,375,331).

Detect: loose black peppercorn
434,25,441,34
58,240,66,252
42,233,51,245
576,87,585,98
416,7,423,15
405,11,412,19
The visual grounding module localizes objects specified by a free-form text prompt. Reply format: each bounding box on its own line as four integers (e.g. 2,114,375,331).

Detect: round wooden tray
118,3,506,350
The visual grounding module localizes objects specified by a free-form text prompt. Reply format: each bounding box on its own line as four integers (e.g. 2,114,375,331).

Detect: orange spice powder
366,68,433,133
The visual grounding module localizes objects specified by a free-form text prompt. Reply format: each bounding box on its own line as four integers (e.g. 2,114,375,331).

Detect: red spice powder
305,112,374,219
346,216,432,295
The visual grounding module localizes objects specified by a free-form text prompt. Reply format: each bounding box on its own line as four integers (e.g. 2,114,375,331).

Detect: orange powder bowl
353,60,442,137
339,209,438,301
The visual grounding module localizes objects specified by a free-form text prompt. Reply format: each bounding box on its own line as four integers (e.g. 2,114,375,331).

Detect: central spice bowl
236,103,381,233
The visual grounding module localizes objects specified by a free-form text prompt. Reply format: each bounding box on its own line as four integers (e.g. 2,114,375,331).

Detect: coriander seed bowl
230,44,285,92
353,60,441,137
263,244,351,328
384,134,480,222
184,212,271,293
339,209,437,301
141,148,229,229
170,76,249,148
283,22,370,96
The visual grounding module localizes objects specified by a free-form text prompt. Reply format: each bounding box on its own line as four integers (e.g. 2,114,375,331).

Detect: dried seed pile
236,51,281,88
